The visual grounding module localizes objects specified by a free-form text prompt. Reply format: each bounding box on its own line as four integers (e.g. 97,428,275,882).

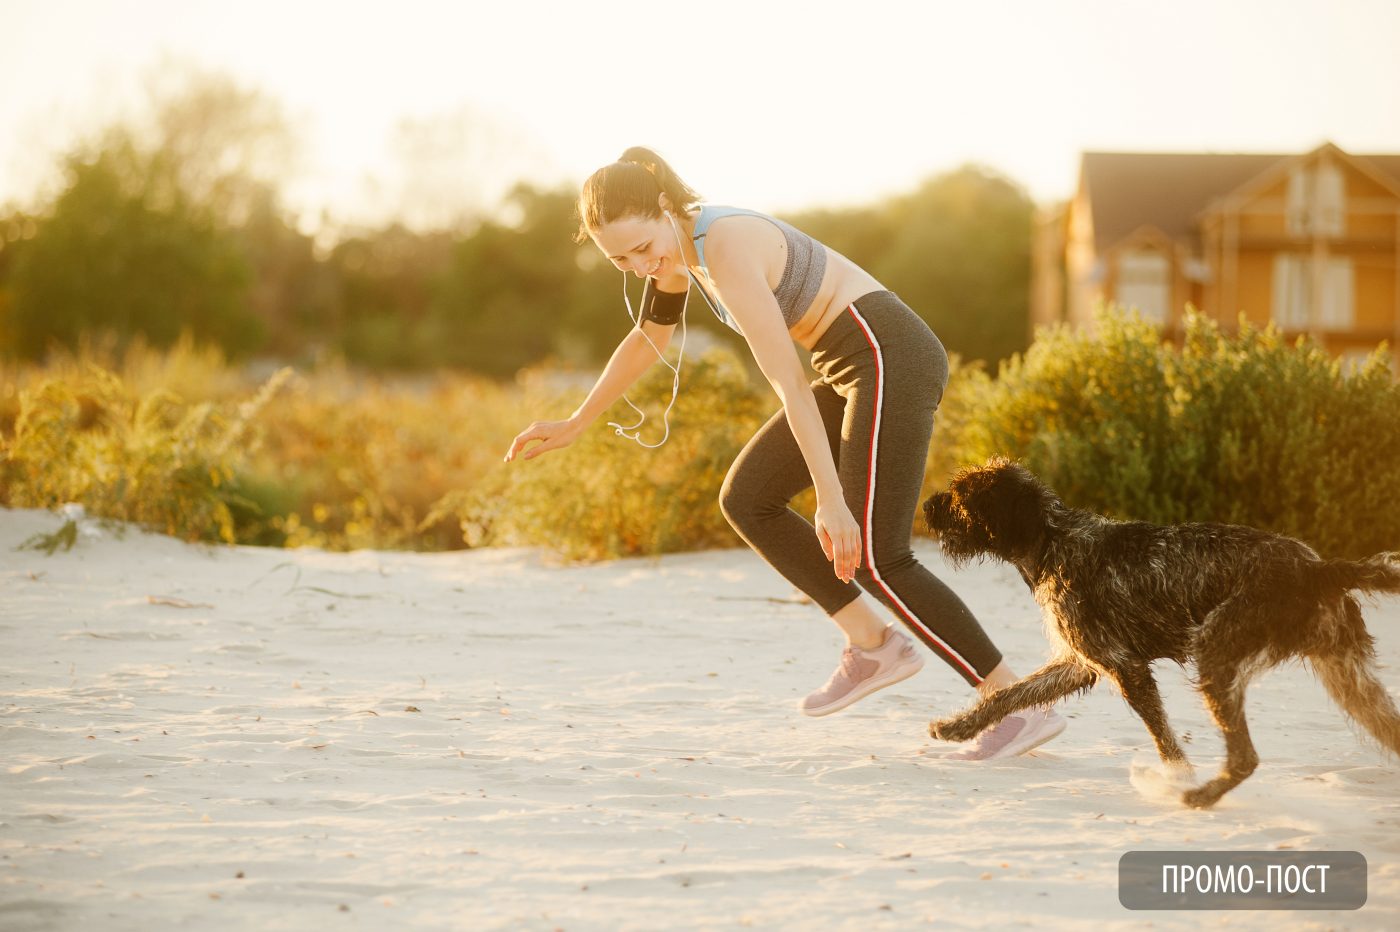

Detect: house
1032,143,1400,368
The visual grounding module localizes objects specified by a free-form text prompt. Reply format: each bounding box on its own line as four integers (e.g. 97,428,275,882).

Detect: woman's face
590,212,683,281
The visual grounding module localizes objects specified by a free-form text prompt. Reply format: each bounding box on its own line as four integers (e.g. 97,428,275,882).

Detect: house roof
1080,150,1400,253
1365,156,1400,187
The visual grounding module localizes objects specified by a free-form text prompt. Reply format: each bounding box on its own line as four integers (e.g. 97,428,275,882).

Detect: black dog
922,458,1400,808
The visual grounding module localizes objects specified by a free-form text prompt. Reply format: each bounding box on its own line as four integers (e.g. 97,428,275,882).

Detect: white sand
3,505,1399,931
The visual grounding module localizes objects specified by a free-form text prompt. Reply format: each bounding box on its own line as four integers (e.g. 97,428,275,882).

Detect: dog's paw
1181,784,1223,810
929,715,981,742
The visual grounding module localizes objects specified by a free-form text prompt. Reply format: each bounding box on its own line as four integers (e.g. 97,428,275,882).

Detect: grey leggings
719,291,1002,686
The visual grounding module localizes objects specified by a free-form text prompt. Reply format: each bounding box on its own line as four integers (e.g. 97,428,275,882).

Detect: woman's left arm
706,238,862,584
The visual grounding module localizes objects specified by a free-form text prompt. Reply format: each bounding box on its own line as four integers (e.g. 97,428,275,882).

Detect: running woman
505,147,1064,759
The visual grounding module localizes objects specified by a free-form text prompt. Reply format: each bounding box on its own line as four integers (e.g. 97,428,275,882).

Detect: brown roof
1365,155,1400,187
1080,150,1400,253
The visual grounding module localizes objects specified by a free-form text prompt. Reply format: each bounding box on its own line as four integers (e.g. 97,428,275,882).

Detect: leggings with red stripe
718,290,1003,687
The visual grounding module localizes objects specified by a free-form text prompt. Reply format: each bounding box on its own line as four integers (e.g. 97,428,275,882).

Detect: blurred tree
0,62,1037,375
429,183,616,376
0,212,35,354
325,224,455,369
138,64,299,226
236,191,330,358
8,145,260,358
787,164,1033,365
3,65,311,360
140,65,327,354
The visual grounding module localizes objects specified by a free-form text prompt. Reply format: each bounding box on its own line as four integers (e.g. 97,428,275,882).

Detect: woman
505,147,1063,759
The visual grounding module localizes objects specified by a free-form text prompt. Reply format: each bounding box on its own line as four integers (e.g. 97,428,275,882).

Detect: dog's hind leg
1110,665,1191,769
1310,598,1400,756
930,659,1096,742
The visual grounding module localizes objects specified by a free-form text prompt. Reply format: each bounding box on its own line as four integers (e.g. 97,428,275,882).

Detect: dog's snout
923,492,953,530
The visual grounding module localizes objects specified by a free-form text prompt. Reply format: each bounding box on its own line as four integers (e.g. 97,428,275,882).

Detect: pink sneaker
942,707,1066,760
801,629,924,717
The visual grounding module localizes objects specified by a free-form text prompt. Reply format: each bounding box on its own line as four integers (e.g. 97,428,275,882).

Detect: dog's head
922,458,1060,566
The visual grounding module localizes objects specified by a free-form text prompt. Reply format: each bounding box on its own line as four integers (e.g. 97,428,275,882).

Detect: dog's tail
1311,551,1400,596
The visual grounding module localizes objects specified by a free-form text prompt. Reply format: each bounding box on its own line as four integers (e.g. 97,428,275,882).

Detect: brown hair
574,146,701,244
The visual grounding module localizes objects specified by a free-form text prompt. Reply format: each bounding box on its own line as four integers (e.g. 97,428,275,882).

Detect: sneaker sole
984,714,1068,759
801,654,925,717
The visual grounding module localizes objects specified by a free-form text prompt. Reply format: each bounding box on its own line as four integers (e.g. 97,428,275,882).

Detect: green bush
955,307,1400,558
920,354,991,522
243,361,529,552
13,310,1392,564
1,362,290,543
0,341,535,552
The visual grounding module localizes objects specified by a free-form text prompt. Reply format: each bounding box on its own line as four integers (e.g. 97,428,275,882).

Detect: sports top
640,205,828,335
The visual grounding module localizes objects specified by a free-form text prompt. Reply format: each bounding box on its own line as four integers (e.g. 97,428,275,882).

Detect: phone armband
640,279,687,326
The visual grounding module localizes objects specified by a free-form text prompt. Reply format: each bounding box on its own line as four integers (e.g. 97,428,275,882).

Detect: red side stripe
844,302,982,684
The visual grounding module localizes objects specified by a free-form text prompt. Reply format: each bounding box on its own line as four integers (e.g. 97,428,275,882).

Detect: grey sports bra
686,204,827,334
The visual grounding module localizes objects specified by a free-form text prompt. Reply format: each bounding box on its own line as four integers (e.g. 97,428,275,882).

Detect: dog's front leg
1110,665,1191,769
930,660,1096,742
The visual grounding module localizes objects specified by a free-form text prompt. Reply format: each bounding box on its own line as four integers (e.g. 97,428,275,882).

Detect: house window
1115,250,1170,324
1286,162,1346,236
1318,256,1354,329
1287,167,1308,235
1271,254,1354,330
1315,163,1345,236
1272,254,1309,328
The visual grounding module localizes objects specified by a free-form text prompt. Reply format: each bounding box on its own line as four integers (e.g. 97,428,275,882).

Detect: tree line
0,73,1035,376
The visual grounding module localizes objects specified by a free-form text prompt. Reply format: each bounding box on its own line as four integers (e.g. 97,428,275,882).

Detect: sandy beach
3,505,1399,930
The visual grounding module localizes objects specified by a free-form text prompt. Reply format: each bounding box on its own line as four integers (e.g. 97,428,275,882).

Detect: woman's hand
814,500,863,583
504,418,583,462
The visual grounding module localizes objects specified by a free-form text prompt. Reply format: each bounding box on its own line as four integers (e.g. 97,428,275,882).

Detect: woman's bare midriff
788,246,887,351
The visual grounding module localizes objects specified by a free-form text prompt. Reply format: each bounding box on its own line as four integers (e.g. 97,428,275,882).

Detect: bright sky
2,0,1398,232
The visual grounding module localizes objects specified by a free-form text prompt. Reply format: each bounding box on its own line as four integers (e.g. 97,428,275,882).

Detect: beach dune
3,506,1399,930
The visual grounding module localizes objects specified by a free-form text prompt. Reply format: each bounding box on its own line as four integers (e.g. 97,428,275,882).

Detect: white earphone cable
606,210,693,448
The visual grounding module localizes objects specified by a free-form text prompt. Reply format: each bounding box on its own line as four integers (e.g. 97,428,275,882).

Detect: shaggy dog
922,458,1400,808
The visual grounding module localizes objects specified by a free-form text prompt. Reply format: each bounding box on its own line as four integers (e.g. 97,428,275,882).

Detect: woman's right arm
504,319,675,462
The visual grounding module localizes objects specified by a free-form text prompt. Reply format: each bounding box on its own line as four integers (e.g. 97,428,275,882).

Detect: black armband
640,278,688,325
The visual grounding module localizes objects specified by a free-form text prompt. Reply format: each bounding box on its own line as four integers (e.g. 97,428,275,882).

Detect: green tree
8,145,260,358
788,164,1033,365
4,66,305,360
429,184,618,376
236,190,328,358
326,224,455,369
